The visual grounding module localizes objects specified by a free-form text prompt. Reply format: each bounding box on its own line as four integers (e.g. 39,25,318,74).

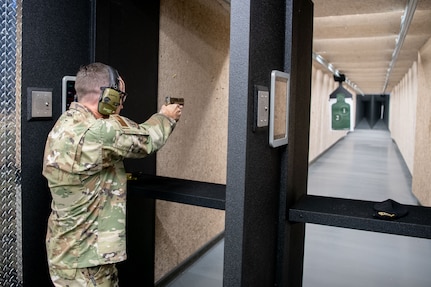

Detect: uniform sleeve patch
111,115,140,130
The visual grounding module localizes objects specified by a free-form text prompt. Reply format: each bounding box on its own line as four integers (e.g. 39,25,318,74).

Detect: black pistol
165,96,184,106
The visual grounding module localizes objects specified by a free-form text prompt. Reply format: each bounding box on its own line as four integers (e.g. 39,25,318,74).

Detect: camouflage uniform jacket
42,102,175,269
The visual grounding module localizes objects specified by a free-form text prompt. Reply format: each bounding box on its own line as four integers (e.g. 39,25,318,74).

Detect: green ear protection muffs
98,66,123,116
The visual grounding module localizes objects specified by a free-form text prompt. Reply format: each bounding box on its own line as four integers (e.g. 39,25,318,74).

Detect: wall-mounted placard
269,70,290,147
62,76,76,113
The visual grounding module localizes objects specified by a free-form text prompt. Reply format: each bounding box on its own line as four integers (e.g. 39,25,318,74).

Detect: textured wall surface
412,38,431,206
388,37,431,206
155,0,229,280
389,62,418,173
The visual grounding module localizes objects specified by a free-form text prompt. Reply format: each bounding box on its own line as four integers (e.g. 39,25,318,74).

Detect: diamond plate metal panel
0,0,22,286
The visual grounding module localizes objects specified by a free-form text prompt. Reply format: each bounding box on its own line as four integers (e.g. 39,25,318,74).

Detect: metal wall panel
0,0,22,286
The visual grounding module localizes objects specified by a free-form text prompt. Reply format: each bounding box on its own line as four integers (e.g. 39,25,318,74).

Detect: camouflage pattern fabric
49,263,119,287
43,102,175,270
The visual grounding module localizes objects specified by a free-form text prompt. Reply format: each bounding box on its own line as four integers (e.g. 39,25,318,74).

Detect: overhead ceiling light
382,0,418,93
312,52,364,96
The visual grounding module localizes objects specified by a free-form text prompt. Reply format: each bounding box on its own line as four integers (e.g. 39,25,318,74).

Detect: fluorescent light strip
382,0,418,93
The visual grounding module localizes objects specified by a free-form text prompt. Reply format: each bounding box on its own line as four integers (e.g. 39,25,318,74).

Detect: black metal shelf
127,174,226,210
289,195,431,239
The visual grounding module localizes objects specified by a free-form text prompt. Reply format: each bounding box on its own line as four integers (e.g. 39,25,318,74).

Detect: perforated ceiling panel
0,0,22,286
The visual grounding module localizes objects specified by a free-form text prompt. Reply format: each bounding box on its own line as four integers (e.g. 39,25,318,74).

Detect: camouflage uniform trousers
49,263,119,287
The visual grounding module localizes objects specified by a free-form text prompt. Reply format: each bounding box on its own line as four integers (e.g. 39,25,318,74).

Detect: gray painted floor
166,239,224,287
166,121,431,287
304,123,431,287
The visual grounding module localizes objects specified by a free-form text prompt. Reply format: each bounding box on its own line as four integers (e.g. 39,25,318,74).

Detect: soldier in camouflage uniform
42,62,182,286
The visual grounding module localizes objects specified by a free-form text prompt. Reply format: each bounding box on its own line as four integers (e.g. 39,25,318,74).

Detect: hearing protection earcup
98,88,122,115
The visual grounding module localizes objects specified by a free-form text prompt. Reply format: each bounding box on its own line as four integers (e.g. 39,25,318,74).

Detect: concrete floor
166,121,431,287
304,123,431,287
